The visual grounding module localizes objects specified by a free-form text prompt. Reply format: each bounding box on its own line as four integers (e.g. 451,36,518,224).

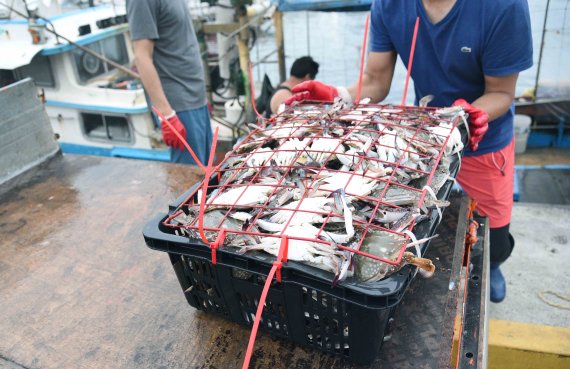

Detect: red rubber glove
284,80,339,105
453,99,489,151
161,113,187,151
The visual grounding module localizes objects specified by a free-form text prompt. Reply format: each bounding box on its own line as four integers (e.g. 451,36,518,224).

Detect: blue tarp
271,0,372,12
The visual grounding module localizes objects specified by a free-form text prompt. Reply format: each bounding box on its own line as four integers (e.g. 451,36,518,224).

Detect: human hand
284,80,340,104
453,99,489,151
161,112,187,151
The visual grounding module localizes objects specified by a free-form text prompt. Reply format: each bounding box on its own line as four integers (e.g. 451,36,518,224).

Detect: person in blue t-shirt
286,0,533,303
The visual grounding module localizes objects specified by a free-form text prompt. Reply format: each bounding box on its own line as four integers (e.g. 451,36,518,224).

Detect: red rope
401,17,420,106
355,14,370,104
248,62,266,123
242,237,289,369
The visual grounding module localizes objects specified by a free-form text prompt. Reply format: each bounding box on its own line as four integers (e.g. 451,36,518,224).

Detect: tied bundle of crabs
167,99,465,284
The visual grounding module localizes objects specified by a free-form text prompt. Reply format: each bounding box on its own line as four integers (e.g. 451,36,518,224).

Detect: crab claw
403,251,435,278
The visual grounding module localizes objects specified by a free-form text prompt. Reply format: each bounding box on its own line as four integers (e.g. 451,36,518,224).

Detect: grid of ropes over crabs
161,101,464,284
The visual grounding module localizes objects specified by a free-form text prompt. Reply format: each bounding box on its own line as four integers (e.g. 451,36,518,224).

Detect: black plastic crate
162,246,395,364
143,156,461,364
144,112,466,364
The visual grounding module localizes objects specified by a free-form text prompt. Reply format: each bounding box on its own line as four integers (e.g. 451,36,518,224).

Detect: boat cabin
0,3,167,161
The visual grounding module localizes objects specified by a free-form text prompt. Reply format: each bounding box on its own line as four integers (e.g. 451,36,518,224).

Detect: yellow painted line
489,320,570,369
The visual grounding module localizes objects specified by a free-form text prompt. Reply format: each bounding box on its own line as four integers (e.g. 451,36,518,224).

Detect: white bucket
224,98,245,126
514,114,532,154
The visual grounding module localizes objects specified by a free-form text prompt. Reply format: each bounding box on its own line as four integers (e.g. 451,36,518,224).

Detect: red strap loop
211,229,227,265
272,261,282,283
277,236,289,263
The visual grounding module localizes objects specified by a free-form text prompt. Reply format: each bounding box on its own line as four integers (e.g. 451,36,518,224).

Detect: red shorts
456,139,515,228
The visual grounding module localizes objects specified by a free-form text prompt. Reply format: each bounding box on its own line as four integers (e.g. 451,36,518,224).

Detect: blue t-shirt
370,0,533,156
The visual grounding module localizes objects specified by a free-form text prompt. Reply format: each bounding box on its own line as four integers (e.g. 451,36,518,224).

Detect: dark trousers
171,105,213,165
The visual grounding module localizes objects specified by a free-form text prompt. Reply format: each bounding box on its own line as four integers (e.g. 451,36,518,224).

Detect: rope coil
538,290,570,310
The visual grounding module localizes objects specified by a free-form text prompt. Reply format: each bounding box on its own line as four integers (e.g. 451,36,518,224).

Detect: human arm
453,73,518,151
346,50,397,103
285,51,397,104
132,39,186,150
132,39,173,116
126,0,186,150
286,0,396,104
270,89,292,114
471,73,518,122
126,0,175,117
352,0,397,103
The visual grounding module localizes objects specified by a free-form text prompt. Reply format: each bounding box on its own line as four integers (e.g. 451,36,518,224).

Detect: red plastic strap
273,236,289,283
242,237,288,369
401,17,420,106
198,175,211,245
355,14,370,104
151,106,206,171
211,243,219,264
211,229,227,265
198,128,220,246
241,263,278,369
248,63,266,123
277,236,289,263
272,261,282,283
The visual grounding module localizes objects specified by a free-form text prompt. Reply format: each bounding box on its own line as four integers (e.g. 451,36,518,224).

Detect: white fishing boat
1,0,397,162
0,0,243,162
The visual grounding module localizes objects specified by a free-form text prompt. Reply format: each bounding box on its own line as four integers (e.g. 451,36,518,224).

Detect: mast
533,0,551,102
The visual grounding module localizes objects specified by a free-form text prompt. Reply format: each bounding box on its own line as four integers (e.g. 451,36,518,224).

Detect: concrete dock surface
486,148,570,368
489,203,570,328
505,147,570,327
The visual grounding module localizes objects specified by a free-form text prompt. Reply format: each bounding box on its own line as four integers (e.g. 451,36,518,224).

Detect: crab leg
403,251,435,277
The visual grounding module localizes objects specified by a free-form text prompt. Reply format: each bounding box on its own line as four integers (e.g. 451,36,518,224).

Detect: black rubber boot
489,226,515,303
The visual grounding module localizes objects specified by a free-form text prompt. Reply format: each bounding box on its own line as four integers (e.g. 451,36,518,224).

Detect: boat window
73,35,128,82
15,55,55,87
82,113,132,143
101,36,129,65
